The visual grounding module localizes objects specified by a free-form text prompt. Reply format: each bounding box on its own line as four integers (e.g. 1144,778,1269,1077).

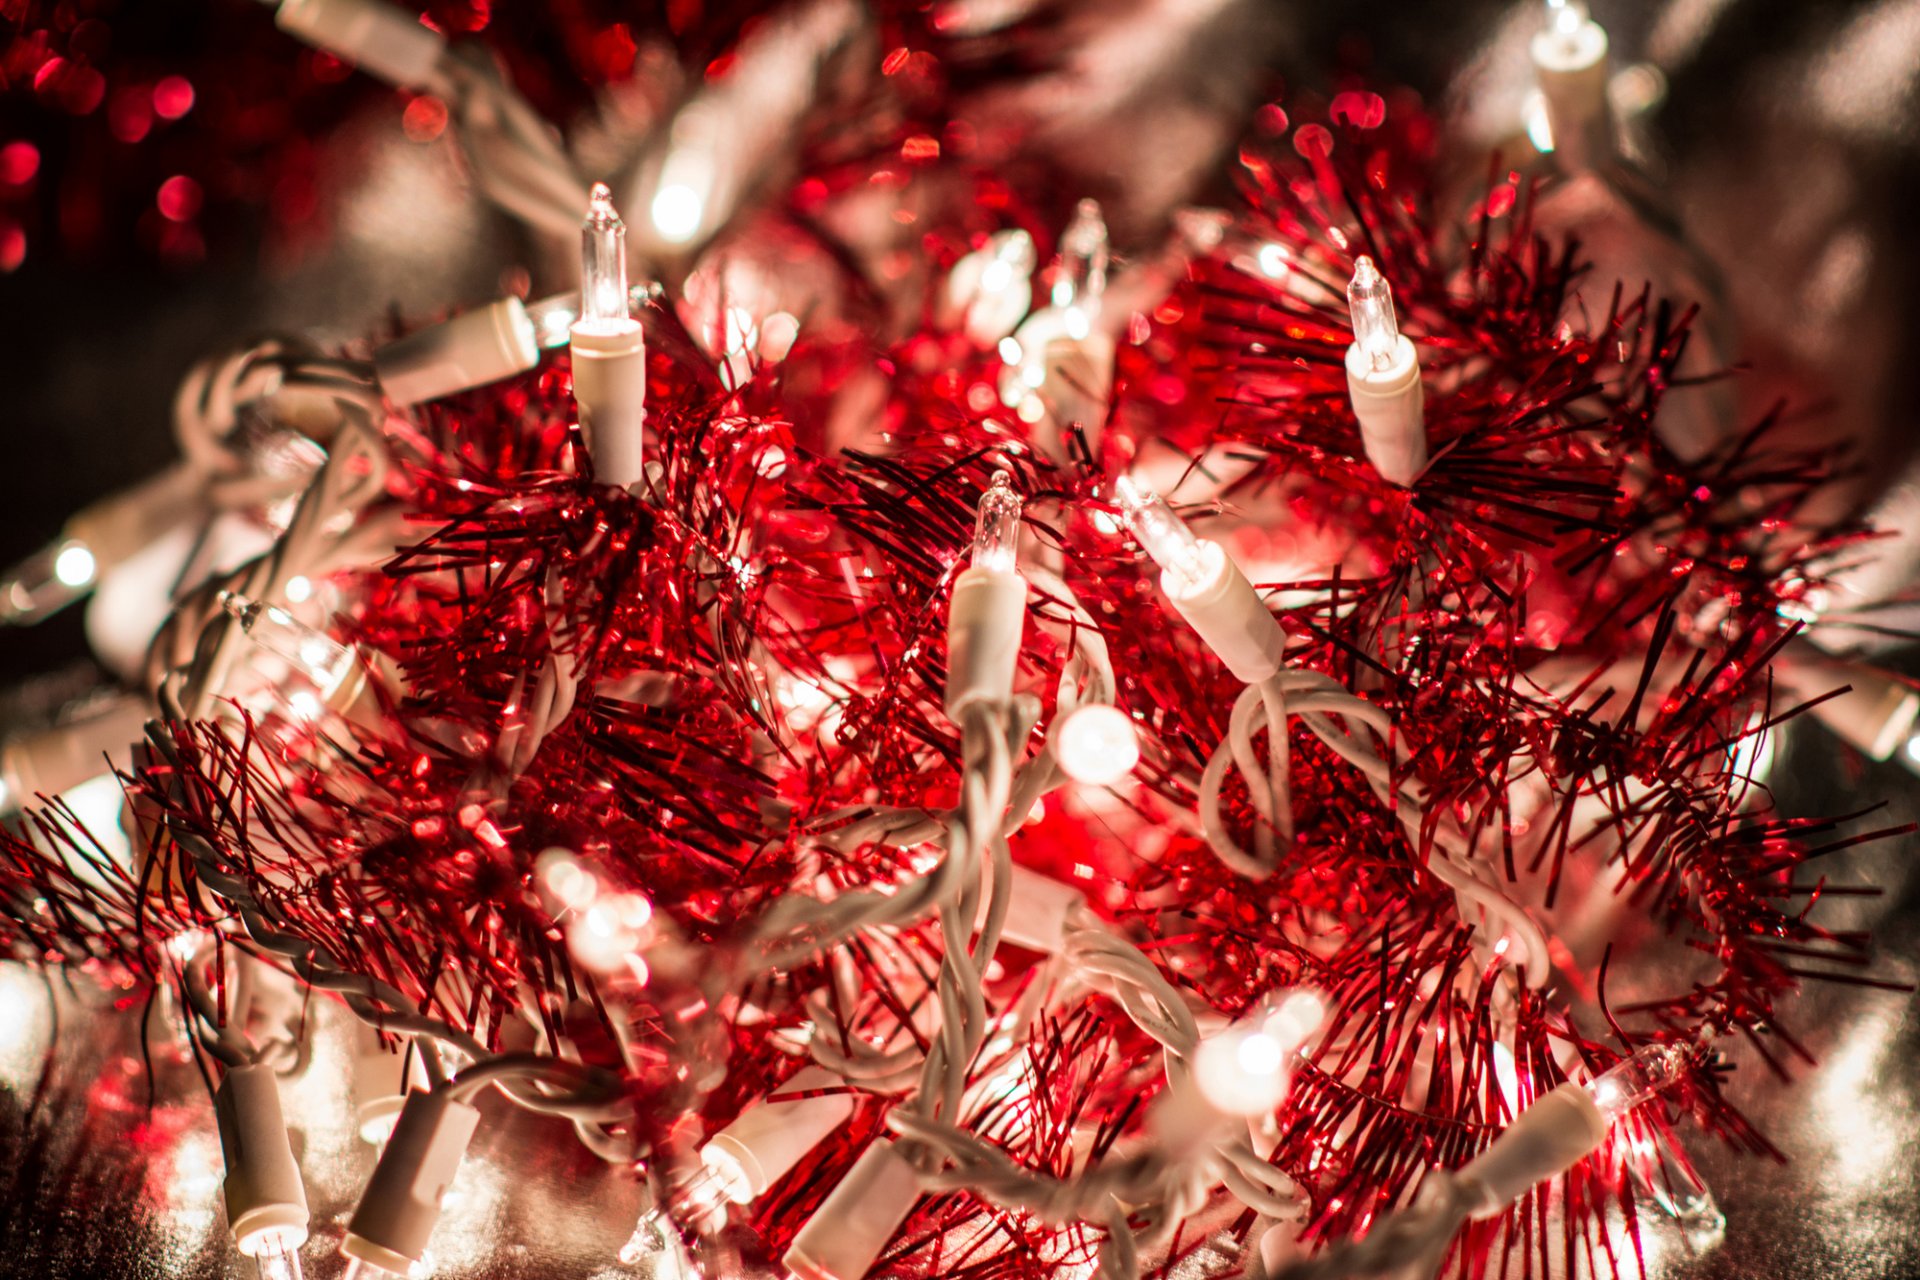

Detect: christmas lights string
2,3,1917,1280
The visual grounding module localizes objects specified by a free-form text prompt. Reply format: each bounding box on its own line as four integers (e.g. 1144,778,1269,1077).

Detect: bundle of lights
0,2,1911,1280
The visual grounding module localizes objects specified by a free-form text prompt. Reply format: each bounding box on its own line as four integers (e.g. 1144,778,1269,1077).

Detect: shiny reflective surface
7,1,1920,1276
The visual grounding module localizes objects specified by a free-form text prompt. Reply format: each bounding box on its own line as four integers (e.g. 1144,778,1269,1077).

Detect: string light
945,474,1030,718
1529,0,1613,170
568,184,649,490
215,1064,311,1280
220,592,359,701
1111,476,1285,683
1343,256,1426,486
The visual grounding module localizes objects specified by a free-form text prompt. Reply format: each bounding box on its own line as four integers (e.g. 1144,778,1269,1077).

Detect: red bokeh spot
0,223,24,272
1329,91,1388,129
402,96,449,142
0,142,39,187
152,76,195,120
156,175,202,223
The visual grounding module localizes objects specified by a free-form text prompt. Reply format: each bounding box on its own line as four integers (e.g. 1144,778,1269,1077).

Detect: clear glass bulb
579,183,632,333
1051,198,1109,312
1347,255,1402,373
244,1230,306,1280
1111,476,1216,596
1585,1041,1693,1123
970,473,1024,573
220,592,357,698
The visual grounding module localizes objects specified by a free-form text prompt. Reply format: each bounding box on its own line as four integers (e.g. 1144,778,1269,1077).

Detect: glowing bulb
1346,256,1402,374
52,542,95,588
651,184,704,244
1545,0,1591,42
1193,1027,1291,1117
220,592,357,698
566,890,655,974
242,1227,307,1280
1054,704,1139,786
699,1146,757,1205
970,473,1024,573
1585,1041,1694,1123
1051,198,1109,313
579,184,632,332
1111,476,1219,598
1256,242,1290,279
1261,989,1326,1049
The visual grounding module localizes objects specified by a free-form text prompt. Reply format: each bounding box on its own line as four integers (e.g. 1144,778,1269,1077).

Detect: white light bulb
970,473,1024,574
1054,704,1139,786
1346,256,1402,374
566,890,655,974
579,183,632,333
52,542,96,588
651,184,704,244
1051,198,1109,313
220,592,357,698
1546,0,1592,43
244,1227,307,1280
1193,1026,1291,1117
1111,476,1219,598
1585,1041,1693,1123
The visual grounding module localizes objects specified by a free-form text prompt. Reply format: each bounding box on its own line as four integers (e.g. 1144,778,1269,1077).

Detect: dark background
2,2,1918,1277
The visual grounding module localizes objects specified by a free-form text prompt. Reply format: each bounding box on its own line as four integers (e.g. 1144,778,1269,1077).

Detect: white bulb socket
1456,1081,1606,1219
569,322,649,490
375,299,541,407
275,0,446,90
1344,335,1426,487
944,565,1028,717
1530,9,1612,171
783,1139,923,1280
351,1023,430,1144
342,1089,480,1276
701,1066,856,1202
215,1064,311,1258
1162,541,1286,685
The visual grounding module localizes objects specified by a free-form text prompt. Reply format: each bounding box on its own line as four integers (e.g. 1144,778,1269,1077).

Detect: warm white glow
1113,476,1218,599
283,575,313,604
651,184,704,244
579,183,632,330
1236,1031,1284,1078
53,542,96,588
1055,705,1139,786
970,473,1024,573
1346,256,1402,373
1256,243,1290,279
567,891,654,973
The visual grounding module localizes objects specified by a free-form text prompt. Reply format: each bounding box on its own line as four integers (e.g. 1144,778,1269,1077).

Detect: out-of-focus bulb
579,184,632,333
950,229,1038,345
1585,1041,1693,1123
1190,988,1325,1118
1347,256,1401,374
1054,704,1139,786
53,542,96,588
1051,198,1109,313
566,890,655,975
1546,0,1592,44
220,592,357,698
652,185,703,244
1111,476,1219,599
970,473,1024,574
